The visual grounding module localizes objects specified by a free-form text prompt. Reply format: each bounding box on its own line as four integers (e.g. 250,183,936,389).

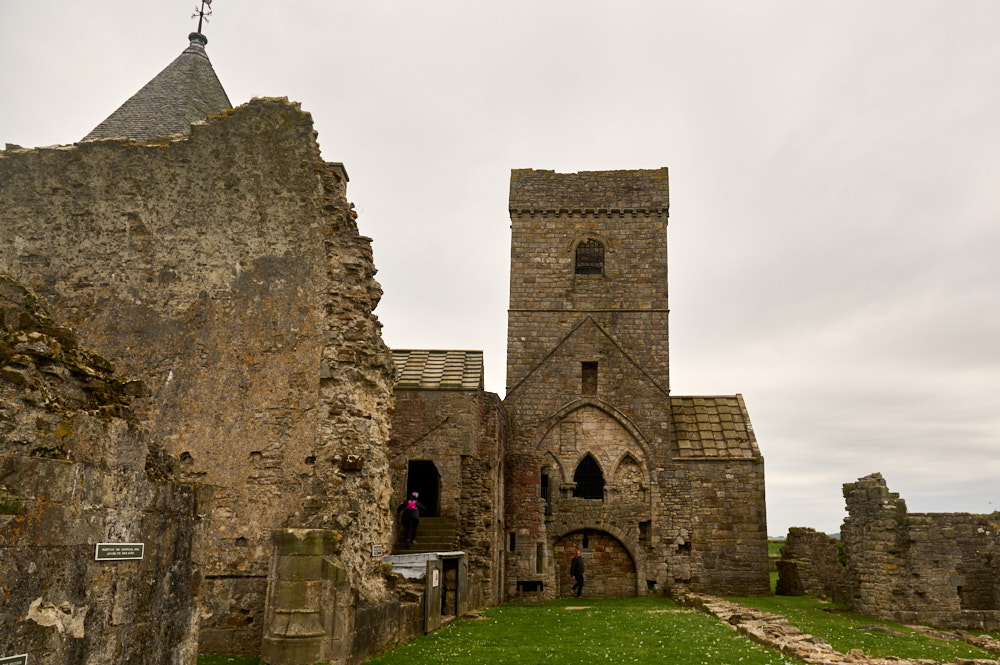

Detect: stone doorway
406,460,440,517
554,529,636,598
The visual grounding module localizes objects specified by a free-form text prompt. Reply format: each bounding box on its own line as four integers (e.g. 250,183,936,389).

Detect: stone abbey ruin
777,474,1000,631
2,28,997,665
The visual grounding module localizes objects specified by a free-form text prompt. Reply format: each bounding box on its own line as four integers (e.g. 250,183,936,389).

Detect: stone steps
393,516,458,554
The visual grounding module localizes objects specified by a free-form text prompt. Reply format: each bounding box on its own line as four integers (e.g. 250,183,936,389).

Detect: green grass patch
363,596,799,665
0,498,25,515
727,594,998,661
196,656,263,665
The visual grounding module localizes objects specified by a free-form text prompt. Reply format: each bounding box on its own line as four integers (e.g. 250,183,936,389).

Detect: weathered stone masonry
0,275,197,665
842,473,1000,630
503,169,769,599
388,349,508,609
0,98,397,656
775,526,846,600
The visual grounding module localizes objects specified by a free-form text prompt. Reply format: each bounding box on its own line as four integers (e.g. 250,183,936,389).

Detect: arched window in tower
572,454,605,500
575,238,605,275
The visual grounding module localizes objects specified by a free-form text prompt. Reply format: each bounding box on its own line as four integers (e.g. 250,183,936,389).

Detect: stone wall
388,387,508,608
672,459,770,595
502,169,769,600
554,531,637,597
775,527,845,599
842,473,1000,629
0,98,397,653
0,275,197,665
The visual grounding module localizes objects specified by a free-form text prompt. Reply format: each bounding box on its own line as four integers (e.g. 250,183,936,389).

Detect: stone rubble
679,593,1000,665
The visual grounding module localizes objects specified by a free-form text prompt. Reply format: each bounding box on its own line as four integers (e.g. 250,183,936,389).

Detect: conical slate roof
83,33,231,142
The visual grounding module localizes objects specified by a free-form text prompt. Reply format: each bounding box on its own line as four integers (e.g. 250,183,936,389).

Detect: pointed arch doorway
554,529,637,598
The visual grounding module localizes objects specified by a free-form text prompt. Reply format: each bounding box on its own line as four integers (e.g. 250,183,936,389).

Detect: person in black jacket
396,491,426,545
570,550,585,597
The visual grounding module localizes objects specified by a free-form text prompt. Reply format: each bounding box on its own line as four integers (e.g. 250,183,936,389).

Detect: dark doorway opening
406,460,440,517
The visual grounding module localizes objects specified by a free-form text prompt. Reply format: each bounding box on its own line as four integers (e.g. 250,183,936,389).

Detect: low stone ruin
841,473,1000,630
776,527,846,601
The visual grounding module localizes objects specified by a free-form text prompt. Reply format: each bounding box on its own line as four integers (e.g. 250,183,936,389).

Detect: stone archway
554,529,637,598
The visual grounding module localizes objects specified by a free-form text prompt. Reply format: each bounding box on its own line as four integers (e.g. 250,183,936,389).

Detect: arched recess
549,521,645,597
553,529,637,598
612,453,646,503
535,398,652,461
543,451,566,484
566,232,613,258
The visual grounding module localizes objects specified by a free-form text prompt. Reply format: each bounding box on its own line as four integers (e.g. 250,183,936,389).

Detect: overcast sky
3,1,998,537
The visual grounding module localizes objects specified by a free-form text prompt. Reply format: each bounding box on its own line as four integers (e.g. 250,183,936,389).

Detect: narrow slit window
581,361,598,396
575,239,605,275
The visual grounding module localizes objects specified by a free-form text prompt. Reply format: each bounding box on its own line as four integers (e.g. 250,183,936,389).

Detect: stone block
271,528,341,557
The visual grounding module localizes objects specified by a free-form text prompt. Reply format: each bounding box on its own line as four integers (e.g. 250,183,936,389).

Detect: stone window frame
581,361,598,396
570,233,612,277
572,453,605,500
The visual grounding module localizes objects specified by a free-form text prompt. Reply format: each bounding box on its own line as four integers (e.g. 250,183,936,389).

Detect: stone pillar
262,529,348,665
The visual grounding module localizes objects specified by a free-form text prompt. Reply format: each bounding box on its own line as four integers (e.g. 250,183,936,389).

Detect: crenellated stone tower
502,168,769,598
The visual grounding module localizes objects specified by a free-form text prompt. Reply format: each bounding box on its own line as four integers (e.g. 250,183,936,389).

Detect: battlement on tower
509,168,669,214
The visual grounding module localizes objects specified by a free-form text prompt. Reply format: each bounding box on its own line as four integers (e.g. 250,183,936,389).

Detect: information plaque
0,654,28,665
95,543,144,561
370,544,383,557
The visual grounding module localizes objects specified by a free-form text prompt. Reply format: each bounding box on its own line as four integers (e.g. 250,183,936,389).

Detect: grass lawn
726,594,1000,661
362,596,799,665
199,594,1000,665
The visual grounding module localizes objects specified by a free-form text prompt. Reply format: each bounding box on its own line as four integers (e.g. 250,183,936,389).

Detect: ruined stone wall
460,390,508,608
388,388,508,608
0,99,396,653
775,527,845,599
0,275,197,665
842,473,1000,629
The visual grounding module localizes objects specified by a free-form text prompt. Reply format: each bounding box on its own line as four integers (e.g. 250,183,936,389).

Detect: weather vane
192,0,213,35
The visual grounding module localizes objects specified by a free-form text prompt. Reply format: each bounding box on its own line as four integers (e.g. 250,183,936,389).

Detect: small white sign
371,544,384,557
432,569,440,588
0,654,28,665
95,543,144,561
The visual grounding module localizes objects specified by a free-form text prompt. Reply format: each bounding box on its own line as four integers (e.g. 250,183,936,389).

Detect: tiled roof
82,33,231,142
392,350,484,391
670,395,760,458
